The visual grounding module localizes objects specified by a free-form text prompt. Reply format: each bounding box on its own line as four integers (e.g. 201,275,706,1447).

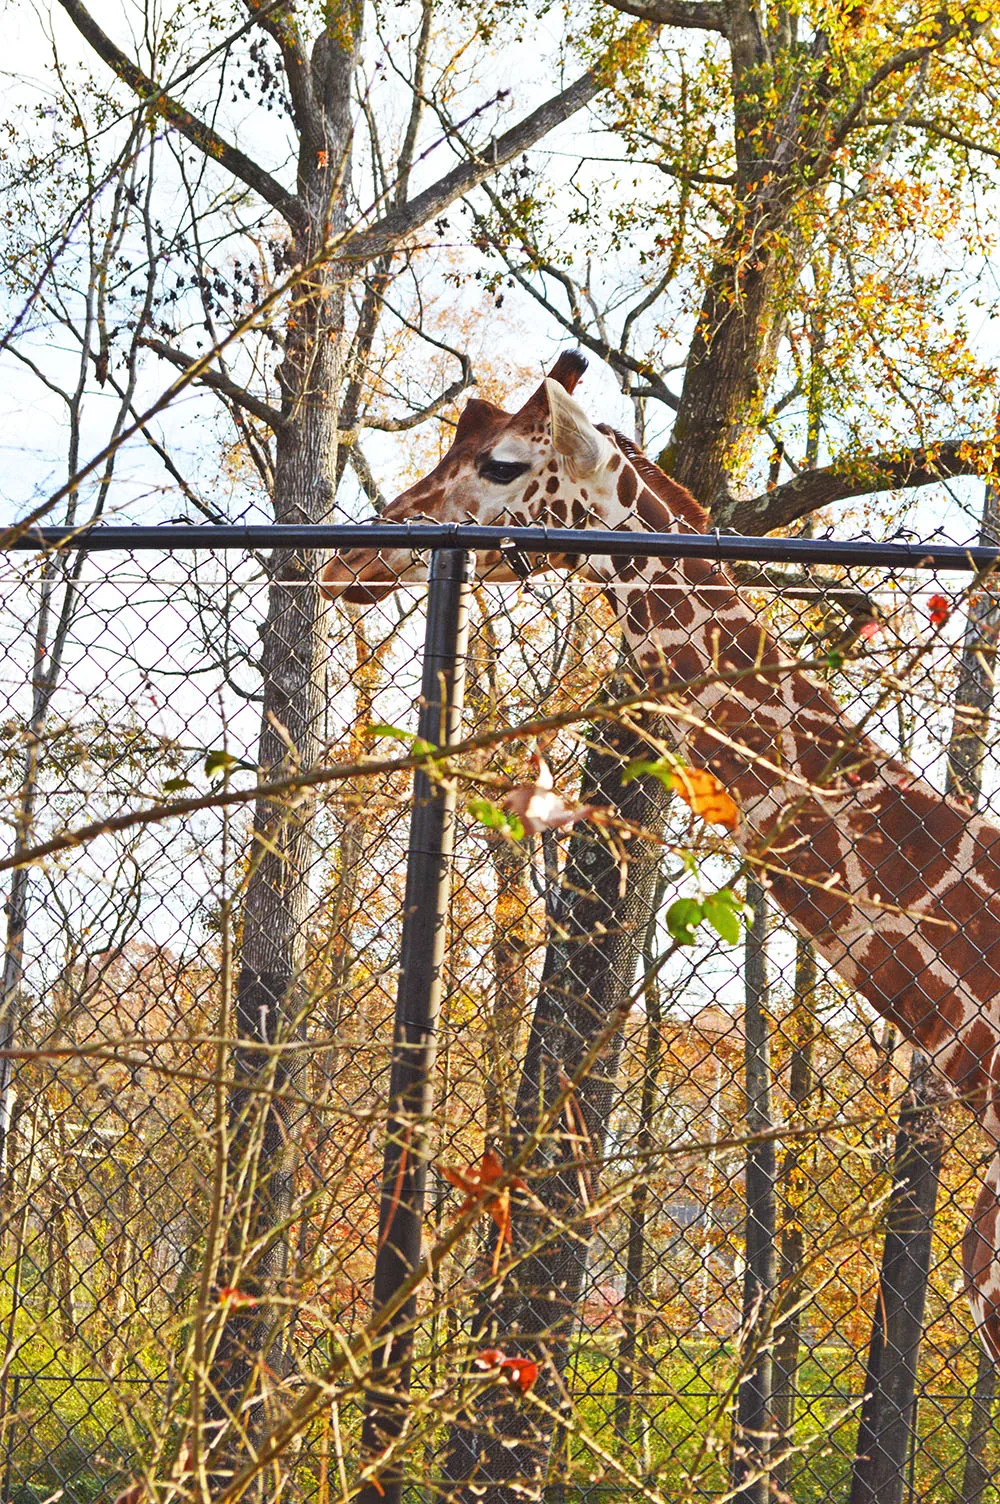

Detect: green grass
561,1338,999,1503
2,1335,995,1503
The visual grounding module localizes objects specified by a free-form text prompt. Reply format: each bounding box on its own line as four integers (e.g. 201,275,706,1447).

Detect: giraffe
321,351,1000,1359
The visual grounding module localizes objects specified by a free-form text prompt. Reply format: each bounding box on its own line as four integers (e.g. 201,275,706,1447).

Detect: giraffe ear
545,379,613,480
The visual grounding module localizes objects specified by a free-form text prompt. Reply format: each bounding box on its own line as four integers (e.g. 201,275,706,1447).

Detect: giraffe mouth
320,547,424,603
341,580,400,604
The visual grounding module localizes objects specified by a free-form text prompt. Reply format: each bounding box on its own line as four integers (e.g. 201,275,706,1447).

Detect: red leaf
473,1350,539,1393
928,593,951,627
219,1286,258,1308
857,617,882,641
500,1356,540,1393
473,1348,507,1370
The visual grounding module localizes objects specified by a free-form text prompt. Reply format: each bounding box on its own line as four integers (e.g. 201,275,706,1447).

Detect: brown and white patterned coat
321,353,1000,1358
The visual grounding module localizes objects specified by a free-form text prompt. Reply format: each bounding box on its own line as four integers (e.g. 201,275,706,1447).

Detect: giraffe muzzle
320,546,427,603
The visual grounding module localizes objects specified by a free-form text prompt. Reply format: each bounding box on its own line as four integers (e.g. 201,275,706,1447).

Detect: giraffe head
321,351,687,603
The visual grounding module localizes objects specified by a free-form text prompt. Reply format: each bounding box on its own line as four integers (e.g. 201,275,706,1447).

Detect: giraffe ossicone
321,353,1000,1360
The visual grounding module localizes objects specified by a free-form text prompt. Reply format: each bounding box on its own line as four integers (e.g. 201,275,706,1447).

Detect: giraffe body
321,353,1000,1356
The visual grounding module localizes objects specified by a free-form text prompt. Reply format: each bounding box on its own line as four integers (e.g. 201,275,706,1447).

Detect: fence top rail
3,521,1000,572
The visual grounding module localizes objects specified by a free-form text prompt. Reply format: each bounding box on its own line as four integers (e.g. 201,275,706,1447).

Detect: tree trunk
209,12,362,1449
731,883,776,1504
441,715,671,1501
850,483,1000,1504
848,1050,945,1504
772,936,817,1495
437,109,804,1487
614,871,666,1444
665,245,783,507
960,1342,996,1504
484,833,532,1135
945,486,1000,805
952,485,1000,1501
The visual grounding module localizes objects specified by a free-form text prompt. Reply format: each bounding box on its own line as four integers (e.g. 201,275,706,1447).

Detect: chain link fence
1,525,999,1504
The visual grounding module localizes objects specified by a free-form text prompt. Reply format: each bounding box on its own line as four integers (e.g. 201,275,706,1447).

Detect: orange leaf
668,766,740,832
440,1150,527,1267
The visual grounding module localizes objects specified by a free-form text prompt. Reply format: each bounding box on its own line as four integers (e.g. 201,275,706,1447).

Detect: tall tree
443,4,1000,1497
771,937,818,1495
731,882,775,1504
5,0,607,1470
850,482,1000,1504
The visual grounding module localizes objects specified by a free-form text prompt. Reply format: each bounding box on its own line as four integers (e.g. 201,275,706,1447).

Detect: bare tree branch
341,69,603,263
347,441,388,511
725,439,997,535
600,0,726,30
485,230,681,411
364,358,473,430
138,337,286,429
241,0,323,153
55,0,306,232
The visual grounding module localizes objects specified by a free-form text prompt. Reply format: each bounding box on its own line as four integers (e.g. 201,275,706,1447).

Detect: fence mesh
0,533,998,1504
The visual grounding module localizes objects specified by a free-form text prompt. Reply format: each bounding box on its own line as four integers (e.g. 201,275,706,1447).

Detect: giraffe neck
599,446,1000,1129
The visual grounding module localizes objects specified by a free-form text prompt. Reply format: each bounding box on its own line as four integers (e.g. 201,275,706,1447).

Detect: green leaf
468,797,524,841
622,755,681,789
367,722,417,743
204,749,239,781
162,776,192,794
665,897,704,946
367,723,437,756
703,889,742,945
825,649,844,670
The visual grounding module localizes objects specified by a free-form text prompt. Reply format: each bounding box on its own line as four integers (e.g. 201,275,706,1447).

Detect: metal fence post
359,548,471,1504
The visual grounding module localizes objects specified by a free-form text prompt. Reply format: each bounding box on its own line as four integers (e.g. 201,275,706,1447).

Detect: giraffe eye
478,458,530,485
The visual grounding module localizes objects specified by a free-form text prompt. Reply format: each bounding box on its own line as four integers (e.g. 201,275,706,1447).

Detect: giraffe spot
523,480,539,502
546,475,560,494
645,589,696,632
966,1019,997,1067
618,467,637,508
872,788,971,900
550,497,568,524
964,1212,994,1292
972,825,1000,889
849,935,954,1045
767,866,853,938
571,498,588,528
609,452,622,470
982,1315,1000,1363
626,596,652,636
942,1020,997,1099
